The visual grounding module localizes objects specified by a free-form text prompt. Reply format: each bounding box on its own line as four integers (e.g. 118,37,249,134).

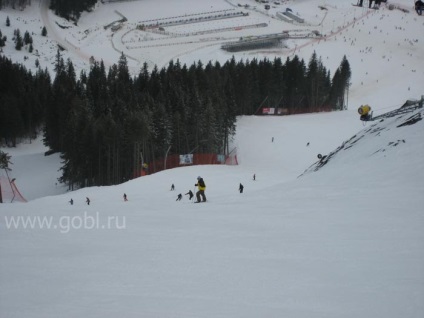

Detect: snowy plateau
0,0,424,317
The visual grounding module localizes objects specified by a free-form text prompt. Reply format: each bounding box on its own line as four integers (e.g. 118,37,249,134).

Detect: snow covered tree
0,30,5,48
305,51,331,112
328,55,351,110
14,29,23,50
23,30,32,45
50,0,97,22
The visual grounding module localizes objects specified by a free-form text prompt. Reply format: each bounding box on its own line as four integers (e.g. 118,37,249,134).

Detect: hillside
1,100,424,317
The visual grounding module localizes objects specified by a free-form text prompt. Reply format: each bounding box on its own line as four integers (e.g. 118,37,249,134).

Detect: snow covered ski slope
1,103,424,318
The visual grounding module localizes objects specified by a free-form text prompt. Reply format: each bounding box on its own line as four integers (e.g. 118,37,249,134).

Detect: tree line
0,0,96,21
0,50,351,189
0,0,31,10
0,55,50,147
49,0,97,22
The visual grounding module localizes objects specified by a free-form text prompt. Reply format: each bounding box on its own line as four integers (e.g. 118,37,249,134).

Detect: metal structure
221,32,288,52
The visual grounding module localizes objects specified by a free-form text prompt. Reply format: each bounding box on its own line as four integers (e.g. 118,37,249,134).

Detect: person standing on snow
239,183,244,193
195,176,207,203
416,0,424,15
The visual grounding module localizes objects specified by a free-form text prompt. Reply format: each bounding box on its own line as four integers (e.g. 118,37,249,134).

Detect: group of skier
174,176,207,203
68,197,90,205
173,175,249,203
355,0,424,15
68,175,251,205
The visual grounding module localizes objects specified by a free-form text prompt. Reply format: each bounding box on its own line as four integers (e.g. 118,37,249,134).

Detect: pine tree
44,52,76,152
0,30,4,49
328,56,351,110
0,95,24,147
283,55,306,114
23,30,31,45
6,16,10,27
339,55,351,110
41,26,47,37
0,150,12,171
14,29,23,50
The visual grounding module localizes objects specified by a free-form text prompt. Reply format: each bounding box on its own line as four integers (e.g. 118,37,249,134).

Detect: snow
0,136,65,201
1,0,424,317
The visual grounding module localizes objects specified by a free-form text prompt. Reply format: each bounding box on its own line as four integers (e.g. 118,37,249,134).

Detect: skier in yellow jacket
195,176,207,203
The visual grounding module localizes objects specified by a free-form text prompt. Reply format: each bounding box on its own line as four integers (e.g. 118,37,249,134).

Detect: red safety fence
137,152,238,177
0,176,27,203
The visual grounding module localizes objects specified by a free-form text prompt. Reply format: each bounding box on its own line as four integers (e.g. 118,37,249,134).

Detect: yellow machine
358,105,372,121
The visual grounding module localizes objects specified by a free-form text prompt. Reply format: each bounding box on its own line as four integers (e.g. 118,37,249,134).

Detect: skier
86,197,90,205
171,184,175,191
185,190,194,200
416,0,424,15
176,193,182,201
194,176,207,203
253,173,256,181
123,193,128,201
239,183,244,193
69,198,73,205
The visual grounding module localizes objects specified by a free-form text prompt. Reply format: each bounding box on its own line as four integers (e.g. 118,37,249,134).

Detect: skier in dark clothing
86,197,90,205
185,190,194,200
176,193,182,201
69,198,73,205
123,193,128,201
416,0,424,15
239,183,244,193
171,184,175,191
195,176,207,203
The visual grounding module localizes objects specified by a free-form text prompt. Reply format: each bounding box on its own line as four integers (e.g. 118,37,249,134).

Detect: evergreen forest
0,0,96,20
49,0,97,21
0,0,31,10
0,51,351,189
